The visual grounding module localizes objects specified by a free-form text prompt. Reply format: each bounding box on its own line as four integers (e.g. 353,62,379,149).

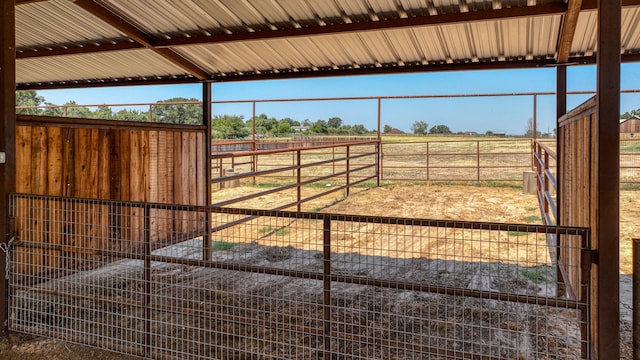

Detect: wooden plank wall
557,96,597,357
14,116,207,272
559,102,596,298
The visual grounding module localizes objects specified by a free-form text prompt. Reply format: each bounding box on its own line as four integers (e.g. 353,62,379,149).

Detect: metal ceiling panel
358,31,401,64
16,49,186,84
383,29,423,63
16,0,125,48
409,27,450,61
97,0,236,35
333,0,371,17
571,10,597,56
622,7,640,54
436,23,473,60
270,0,318,20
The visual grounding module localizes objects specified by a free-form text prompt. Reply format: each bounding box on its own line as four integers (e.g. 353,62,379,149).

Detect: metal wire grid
8,194,590,359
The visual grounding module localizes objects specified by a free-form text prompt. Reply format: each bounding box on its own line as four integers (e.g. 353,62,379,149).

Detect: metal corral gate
8,194,592,359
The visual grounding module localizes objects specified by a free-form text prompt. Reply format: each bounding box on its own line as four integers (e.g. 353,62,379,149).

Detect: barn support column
203,81,212,261
0,0,16,337
556,65,566,224
595,0,621,358
556,65,567,298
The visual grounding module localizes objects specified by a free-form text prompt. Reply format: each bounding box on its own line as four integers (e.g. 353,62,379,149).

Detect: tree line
16,90,375,139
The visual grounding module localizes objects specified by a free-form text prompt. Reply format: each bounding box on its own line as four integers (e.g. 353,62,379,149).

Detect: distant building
620,115,640,136
389,128,405,134
463,131,478,136
492,131,506,137
291,125,311,132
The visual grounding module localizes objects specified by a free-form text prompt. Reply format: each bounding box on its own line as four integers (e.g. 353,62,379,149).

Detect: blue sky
39,63,640,135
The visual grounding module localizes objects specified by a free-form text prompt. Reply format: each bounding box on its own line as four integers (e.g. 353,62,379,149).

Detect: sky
38,63,640,135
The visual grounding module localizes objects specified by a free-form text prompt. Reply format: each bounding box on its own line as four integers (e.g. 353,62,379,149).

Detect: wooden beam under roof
73,0,210,81
154,3,569,48
17,41,144,59
556,0,583,63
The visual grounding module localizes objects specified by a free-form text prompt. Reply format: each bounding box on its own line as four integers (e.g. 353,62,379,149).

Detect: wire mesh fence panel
9,194,591,359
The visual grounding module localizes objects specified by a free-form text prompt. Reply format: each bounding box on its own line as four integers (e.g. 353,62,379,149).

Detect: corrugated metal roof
17,49,187,85
12,0,640,88
16,0,126,48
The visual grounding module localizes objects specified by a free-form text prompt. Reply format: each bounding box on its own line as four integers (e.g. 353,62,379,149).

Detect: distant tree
524,117,541,137
327,117,343,129
429,124,452,134
485,130,494,136
351,124,368,134
152,97,202,125
212,115,249,139
248,113,279,135
383,124,393,133
114,109,149,122
621,108,640,118
42,102,64,117
64,101,92,118
92,105,114,120
311,120,328,134
276,120,292,134
411,120,428,135
16,90,45,114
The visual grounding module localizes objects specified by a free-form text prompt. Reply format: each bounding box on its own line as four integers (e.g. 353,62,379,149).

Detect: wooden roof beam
556,0,583,63
73,0,210,80
17,41,144,59
154,3,569,48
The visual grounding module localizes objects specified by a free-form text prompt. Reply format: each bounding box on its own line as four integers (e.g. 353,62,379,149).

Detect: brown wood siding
557,96,597,358
14,118,207,274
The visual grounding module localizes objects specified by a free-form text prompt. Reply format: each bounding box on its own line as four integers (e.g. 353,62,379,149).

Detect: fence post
544,151,550,216
346,145,350,197
252,141,257,185
323,215,332,360
376,141,381,186
476,141,481,181
297,150,301,212
143,204,152,358
426,142,430,181
634,238,640,360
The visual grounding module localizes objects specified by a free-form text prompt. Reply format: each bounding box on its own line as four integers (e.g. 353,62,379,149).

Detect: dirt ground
2,183,639,360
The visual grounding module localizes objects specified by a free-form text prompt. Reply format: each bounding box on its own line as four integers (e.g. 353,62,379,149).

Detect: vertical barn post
296,150,301,212
595,0,621,358
203,82,212,260
634,238,640,360
0,0,15,338
322,215,331,360
556,65,567,298
143,203,151,357
377,98,381,140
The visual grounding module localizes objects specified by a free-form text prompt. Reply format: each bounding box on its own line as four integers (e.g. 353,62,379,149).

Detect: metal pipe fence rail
8,193,592,359
212,140,379,211
380,138,536,182
533,140,558,227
